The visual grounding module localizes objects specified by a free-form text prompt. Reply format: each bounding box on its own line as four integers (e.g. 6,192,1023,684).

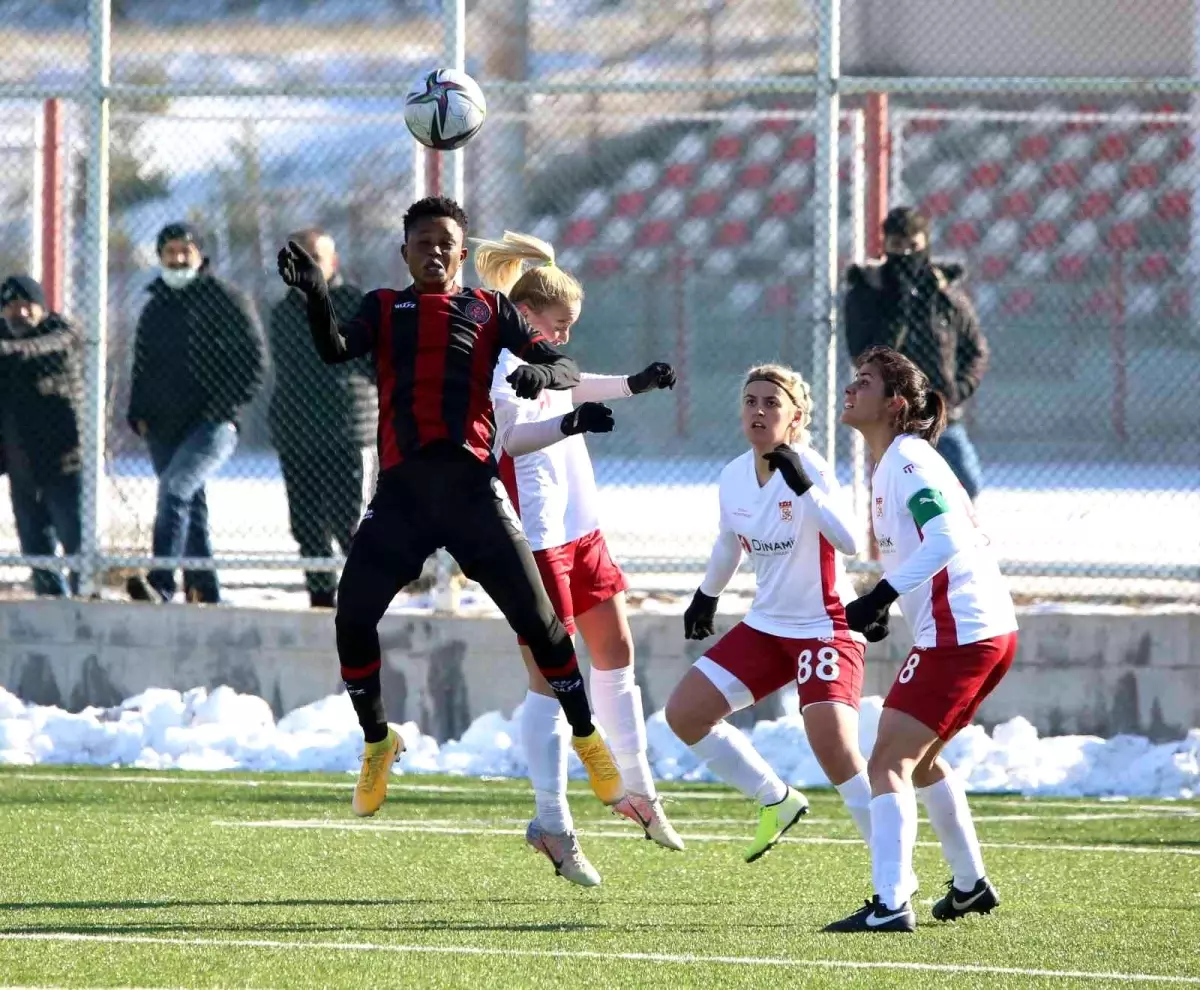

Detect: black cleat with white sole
824,895,916,933
931,877,999,921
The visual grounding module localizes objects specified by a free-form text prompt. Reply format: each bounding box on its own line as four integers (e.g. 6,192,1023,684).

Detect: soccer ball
404,68,487,151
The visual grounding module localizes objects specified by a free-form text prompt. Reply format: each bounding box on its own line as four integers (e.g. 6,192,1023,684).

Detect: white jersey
703,445,864,640
491,350,621,551
872,433,1017,649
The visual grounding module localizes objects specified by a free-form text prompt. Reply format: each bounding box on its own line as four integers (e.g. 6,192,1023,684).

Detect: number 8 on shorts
793,636,865,710
798,647,841,684
898,652,920,684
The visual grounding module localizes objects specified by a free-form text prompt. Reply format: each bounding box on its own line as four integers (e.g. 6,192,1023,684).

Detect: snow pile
0,685,1197,799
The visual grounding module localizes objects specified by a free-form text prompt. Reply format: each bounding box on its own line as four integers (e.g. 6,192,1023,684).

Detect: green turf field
0,766,1197,989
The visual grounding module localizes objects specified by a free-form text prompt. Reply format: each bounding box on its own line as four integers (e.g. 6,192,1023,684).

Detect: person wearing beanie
0,274,83,597
125,222,266,604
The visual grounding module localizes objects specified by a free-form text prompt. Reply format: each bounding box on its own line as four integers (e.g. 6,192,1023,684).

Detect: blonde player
664,364,884,864
826,345,1018,933
478,232,684,887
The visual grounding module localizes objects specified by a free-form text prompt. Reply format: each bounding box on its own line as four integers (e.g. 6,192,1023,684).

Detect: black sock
544,668,595,737
344,670,388,743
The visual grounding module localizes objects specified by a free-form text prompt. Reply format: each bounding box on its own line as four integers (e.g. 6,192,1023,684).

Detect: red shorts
517,529,628,645
696,622,865,712
884,631,1019,740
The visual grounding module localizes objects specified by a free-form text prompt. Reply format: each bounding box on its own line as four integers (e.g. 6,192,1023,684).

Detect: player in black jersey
277,197,624,817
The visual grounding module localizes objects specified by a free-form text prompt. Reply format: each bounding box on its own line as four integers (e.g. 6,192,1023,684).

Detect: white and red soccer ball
404,68,487,151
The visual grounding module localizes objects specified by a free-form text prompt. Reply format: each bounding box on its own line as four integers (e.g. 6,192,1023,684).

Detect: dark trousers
935,421,984,501
146,421,238,602
335,443,574,682
9,468,82,596
279,442,372,600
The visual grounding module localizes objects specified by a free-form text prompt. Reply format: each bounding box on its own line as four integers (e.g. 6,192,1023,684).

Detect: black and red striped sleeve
306,287,381,364
493,290,580,390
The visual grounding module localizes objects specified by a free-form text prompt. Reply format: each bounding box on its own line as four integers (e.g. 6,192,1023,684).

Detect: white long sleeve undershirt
572,373,631,403
802,486,862,557
700,529,744,597
886,512,969,594
498,416,569,457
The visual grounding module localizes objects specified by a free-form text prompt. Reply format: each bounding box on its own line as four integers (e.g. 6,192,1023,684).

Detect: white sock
689,720,787,806
870,790,919,911
835,771,873,843
590,665,656,798
918,773,986,890
521,690,572,834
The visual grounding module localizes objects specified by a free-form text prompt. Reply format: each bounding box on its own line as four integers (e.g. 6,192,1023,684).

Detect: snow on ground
1,684,1196,799
1,456,1197,583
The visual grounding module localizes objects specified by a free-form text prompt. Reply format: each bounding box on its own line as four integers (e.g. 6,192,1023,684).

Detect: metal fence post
444,0,467,205
811,0,841,465
848,109,870,555
78,0,112,598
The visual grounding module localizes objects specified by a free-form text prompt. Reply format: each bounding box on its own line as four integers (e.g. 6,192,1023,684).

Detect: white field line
211,819,1200,856
196,812,1189,829
0,933,1197,985
8,773,1200,815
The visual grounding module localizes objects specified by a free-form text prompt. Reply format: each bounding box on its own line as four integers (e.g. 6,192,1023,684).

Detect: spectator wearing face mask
0,274,83,597
125,222,267,604
843,206,990,501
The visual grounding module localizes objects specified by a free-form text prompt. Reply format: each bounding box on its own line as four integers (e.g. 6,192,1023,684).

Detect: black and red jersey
305,285,579,471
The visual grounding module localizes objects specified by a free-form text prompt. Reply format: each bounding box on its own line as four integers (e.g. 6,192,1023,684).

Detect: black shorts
346,442,524,582
336,441,571,646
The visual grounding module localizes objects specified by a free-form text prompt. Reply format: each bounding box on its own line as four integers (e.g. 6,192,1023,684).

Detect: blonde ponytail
471,230,584,311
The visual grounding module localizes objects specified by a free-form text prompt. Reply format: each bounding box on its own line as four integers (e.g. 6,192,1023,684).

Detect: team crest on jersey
464,299,490,324
778,500,792,521
875,497,884,517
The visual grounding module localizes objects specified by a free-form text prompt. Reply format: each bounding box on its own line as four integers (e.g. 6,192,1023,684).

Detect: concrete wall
1,599,1197,742
841,0,1192,77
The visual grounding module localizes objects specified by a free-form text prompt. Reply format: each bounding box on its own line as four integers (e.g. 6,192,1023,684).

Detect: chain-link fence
0,0,1197,605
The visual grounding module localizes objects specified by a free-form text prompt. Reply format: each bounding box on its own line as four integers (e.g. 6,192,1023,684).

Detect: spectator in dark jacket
844,206,990,499
268,228,376,609
0,275,83,596
126,222,266,604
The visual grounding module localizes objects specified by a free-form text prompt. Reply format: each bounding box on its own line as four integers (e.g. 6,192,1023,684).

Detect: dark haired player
277,197,623,818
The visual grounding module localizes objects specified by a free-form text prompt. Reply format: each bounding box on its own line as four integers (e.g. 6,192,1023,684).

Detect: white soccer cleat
525,820,602,887
612,792,686,851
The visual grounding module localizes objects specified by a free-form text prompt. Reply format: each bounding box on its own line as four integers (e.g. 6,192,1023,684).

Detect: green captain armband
907,487,951,527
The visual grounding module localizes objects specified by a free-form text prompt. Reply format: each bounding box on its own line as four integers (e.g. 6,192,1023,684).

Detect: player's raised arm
762,444,862,557
572,362,677,403
277,239,377,363
491,351,613,457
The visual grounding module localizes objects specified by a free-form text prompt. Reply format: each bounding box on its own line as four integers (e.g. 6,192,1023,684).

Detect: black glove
683,588,718,640
506,364,553,400
628,361,677,394
561,402,614,436
277,239,327,296
843,579,899,634
762,444,814,497
861,609,890,643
